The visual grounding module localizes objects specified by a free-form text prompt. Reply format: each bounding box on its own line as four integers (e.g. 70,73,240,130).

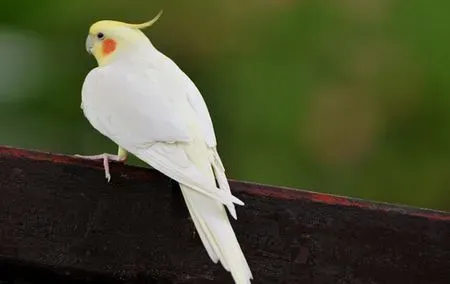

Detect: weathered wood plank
0,146,449,283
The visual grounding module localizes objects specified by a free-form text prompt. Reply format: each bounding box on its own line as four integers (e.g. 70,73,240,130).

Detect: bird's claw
105,172,111,182
74,153,125,182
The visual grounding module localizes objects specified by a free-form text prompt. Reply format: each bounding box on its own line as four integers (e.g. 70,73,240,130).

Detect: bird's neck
98,41,161,68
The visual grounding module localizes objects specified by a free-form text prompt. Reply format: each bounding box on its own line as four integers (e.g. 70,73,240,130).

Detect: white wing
81,62,242,207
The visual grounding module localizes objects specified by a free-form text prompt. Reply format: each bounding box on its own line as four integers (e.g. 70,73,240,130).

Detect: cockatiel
78,11,253,284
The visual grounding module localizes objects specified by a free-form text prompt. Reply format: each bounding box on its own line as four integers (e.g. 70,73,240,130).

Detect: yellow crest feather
124,10,163,29
89,10,163,34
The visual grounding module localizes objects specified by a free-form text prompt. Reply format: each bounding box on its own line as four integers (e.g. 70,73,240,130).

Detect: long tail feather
180,184,253,284
132,139,252,283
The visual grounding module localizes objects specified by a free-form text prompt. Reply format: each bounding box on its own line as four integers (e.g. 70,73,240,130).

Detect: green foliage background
1,1,449,210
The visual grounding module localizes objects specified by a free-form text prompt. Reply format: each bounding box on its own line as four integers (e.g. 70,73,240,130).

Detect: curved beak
85,34,94,54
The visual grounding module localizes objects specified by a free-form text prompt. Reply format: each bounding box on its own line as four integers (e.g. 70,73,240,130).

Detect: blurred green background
0,1,449,211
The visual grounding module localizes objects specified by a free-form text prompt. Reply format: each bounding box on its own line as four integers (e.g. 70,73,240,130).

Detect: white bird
77,12,253,283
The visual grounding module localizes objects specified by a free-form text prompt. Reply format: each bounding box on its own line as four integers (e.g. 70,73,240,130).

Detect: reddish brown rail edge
1,145,448,222
0,145,449,284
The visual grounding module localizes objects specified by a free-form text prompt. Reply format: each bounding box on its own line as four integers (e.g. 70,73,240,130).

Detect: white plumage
81,30,252,283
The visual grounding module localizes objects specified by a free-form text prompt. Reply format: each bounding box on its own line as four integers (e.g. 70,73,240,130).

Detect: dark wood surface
0,146,449,284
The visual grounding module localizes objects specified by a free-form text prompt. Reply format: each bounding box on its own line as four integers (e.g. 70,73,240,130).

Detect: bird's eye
97,32,105,40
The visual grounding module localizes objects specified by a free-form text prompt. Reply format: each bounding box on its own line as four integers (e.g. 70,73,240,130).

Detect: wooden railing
0,146,449,283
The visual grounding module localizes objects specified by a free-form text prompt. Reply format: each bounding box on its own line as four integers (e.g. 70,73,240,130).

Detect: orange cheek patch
102,39,116,56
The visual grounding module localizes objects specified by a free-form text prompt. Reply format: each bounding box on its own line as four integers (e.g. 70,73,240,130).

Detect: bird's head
85,10,162,66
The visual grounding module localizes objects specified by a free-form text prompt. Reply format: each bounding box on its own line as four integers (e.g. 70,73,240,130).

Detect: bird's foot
74,153,126,182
